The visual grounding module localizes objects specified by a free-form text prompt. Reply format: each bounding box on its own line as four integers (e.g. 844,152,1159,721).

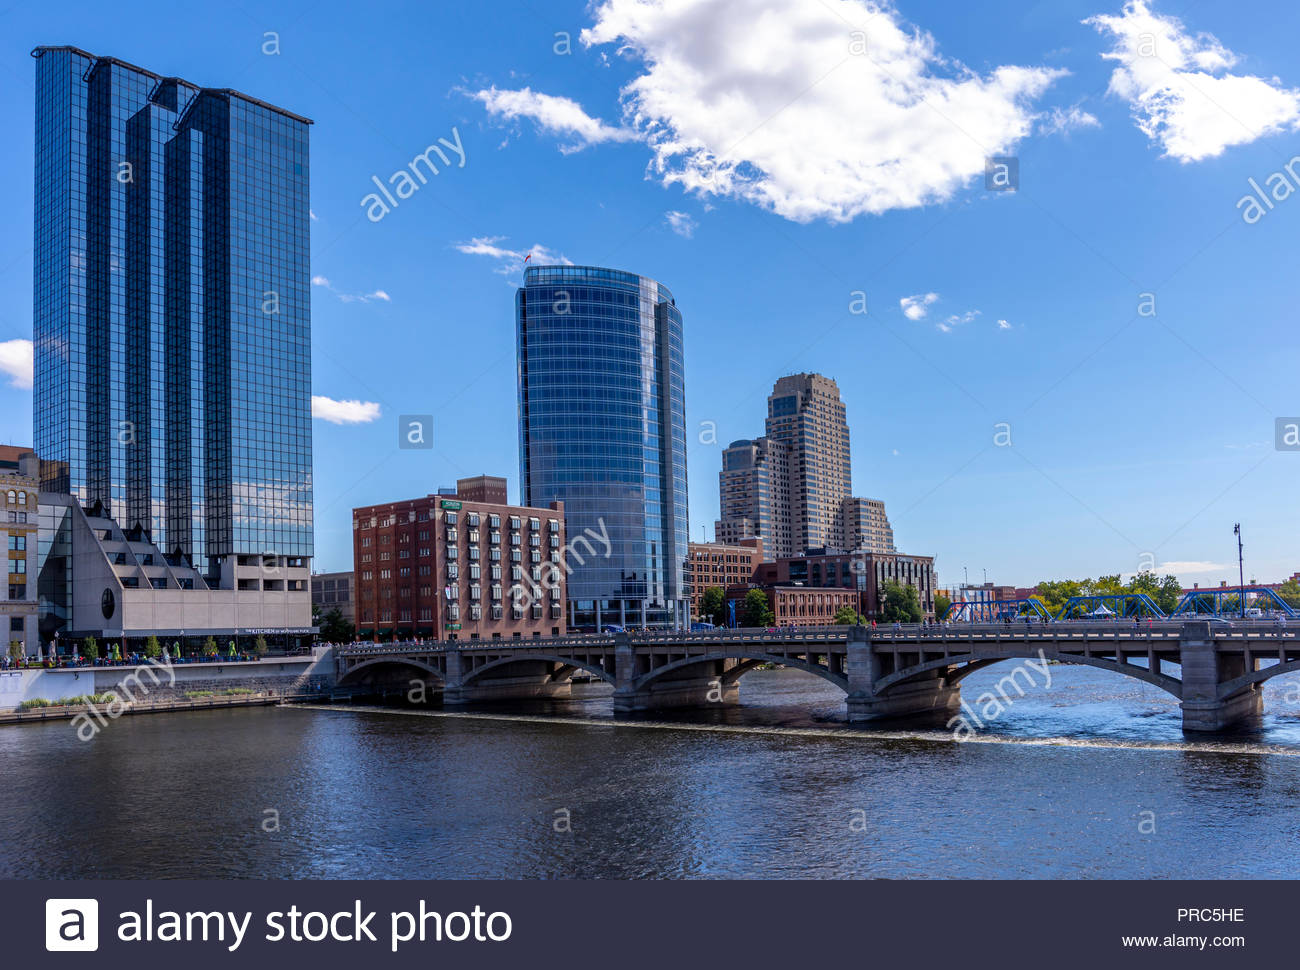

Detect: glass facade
517,266,688,629
32,47,313,579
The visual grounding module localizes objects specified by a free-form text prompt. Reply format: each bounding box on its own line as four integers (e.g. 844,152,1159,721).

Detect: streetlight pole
1234,524,1245,619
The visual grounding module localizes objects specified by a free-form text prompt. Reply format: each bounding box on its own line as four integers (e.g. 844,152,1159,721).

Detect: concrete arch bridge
335,620,1300,732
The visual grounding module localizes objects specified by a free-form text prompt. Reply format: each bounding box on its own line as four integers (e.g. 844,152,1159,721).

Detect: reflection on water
4,664,1300,880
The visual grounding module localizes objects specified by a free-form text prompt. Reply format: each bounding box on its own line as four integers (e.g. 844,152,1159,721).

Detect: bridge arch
632,651,849,694
460,654,616,687
1216,656,1300,699
338,656,445,686
874,649,1183,700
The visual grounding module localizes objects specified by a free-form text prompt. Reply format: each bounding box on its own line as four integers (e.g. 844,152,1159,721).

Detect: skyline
1,0,1298,587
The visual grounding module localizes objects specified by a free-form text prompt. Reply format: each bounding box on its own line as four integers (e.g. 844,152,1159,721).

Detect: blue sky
1,0,1297,587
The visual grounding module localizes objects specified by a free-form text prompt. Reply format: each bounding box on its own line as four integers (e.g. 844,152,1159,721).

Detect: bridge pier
1179,622,1263,732
845,625,961,723
441,650,575,706
612,676,739,713
610,634,741,713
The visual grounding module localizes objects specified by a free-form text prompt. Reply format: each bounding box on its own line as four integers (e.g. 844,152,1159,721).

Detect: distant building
715,438,791,555
683,538,763,621
715,374,898,562
31,46,314,650
725,585,858,627
766,374,852,553
0,448,39,657
1184,574,1300,594
311,571,354,626
517,265,689,630
353,476,566,641
840,497,896,555
754,550,937,618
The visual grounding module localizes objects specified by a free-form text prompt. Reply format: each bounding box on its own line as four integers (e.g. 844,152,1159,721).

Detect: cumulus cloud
471,0,1070,222
312,276,391,304
900,293,939,320
664,210,697,237
0,339,33,389
311,396,382,425
997,318,1013,330
454,236,573,276
470,86,640,154
1086,1,1300,162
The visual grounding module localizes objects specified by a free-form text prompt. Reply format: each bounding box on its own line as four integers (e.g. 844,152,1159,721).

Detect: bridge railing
335,618,1296,658
338,634,617,657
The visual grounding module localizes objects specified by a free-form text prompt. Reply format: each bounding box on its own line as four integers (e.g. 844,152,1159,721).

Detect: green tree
253,634,269,657
1034,579,1085,617
934,593,951,620
143,635,162,659
698,587,726,627
740,589,775,628
9,640,23,663
1156,574,1183,615
82,636,99,662
1088,574,1124,596
1277,578,1300,609
319,607,355,643
832,605,859,625
879,580,923,623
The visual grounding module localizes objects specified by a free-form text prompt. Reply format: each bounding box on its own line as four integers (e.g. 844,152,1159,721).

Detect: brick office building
353,476,566,641
683,538,763,621
753,550,937,618
724,585,858,626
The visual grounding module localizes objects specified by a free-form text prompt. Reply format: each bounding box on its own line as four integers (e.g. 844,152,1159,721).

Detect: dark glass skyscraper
32,47,313,577
517,266,688,629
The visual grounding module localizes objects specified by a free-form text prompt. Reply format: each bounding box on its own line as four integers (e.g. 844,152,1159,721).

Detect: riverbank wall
0,647,337,719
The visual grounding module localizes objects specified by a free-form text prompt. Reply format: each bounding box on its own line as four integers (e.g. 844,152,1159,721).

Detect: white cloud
312,276,391,303
1040,105,1101,135
0,339,33,389
471,0,1070,222
900,292,939,320
454,236,573,276
309,209,318,221
311,396,382,425
997,318,1013,330
1150,560,1225,575
937,309,980,333
665,210,697,237
1086,1,1300,162
470,86,640,154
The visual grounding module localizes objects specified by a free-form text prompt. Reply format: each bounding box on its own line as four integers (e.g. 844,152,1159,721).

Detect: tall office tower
32,47,313,647
840,497,897,555
715,437,792,558
764,374,851,554
517,265,689,630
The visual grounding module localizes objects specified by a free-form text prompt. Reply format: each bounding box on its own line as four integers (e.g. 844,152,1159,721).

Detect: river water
5,665,1300,879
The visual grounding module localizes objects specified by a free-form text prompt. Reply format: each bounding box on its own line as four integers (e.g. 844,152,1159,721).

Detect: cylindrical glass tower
517,265,688,630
